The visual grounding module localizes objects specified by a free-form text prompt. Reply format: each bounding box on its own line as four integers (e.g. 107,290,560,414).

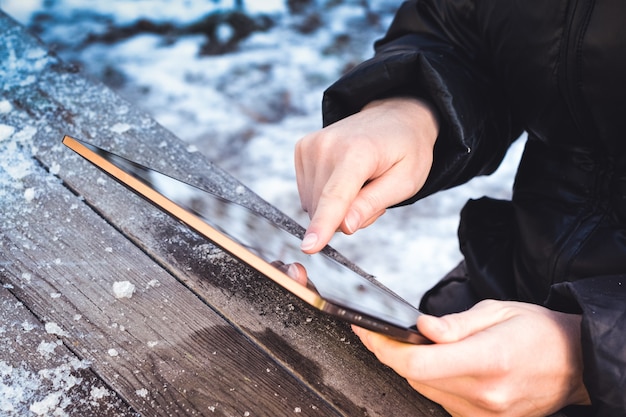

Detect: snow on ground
1,0,524,305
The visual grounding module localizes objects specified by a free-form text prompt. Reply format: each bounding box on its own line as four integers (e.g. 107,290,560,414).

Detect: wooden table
0,11,448,417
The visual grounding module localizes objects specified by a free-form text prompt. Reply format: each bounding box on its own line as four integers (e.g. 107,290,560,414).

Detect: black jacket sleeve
322,0,523,202
547,277,626,416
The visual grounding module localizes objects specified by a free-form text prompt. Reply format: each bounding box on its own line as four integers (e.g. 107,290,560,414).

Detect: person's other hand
271,260,309,287
353,300,591,417
295,97,439,254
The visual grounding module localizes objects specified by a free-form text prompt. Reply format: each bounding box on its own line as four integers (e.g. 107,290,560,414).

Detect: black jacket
322,1,626,415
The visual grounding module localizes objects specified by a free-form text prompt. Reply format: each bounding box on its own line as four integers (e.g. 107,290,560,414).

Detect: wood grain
0,158,342,416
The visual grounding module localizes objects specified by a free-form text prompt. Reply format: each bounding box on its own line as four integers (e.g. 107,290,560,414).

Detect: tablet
63,135,428,344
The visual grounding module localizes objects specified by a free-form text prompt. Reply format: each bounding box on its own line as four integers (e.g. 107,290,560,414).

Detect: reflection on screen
87,142,421,329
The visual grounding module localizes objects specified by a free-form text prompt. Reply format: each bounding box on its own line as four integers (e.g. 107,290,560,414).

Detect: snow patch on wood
112,281,136,299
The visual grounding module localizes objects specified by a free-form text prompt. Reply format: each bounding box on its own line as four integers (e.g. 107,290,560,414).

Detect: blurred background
0,0,524,306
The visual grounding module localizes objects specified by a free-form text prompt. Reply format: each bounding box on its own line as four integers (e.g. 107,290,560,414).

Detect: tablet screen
63,137,424,339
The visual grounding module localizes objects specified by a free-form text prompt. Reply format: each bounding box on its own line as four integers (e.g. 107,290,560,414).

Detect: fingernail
300,233,318,251
344,209,360,234
286,264,300,280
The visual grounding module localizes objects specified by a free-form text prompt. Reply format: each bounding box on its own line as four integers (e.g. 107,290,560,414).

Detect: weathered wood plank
0,285,138,416
0,11,448,417
0,152,343,415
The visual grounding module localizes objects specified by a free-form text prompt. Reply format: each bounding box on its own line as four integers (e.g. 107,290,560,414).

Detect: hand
353,300,591,417
295,97,439,253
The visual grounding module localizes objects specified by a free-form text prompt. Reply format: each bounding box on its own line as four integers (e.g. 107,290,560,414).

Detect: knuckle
472,354,516,413
474,386,515,413
294,133,314,155
297,130,335,156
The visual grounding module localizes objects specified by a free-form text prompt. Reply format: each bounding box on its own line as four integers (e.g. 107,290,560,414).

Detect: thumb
340,207,386,235
417,300,515,344
340,168,421,235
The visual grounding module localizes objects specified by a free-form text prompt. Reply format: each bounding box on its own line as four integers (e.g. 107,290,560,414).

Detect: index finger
353,325,502,381
300,166,368,253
